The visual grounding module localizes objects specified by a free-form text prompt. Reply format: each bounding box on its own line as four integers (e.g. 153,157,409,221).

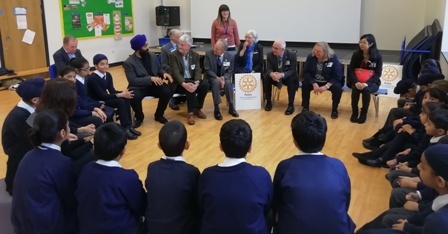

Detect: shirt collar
96,160,122,168
171,41,177,48
218,157,246,167
76,74,85,84
94,70,106,78
297,151,324,156
39,143,61,151
431,135,446,143
17,100,35,114
161,155,186,162
432,194,448,211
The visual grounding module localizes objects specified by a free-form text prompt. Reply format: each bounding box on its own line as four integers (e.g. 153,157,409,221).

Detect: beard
138,48,149,57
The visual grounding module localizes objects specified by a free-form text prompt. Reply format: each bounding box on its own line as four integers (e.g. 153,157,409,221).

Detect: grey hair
216,39,228,51
168,29,183,38
179,34,193,46
312,41,335,60
245,30,258,43
275,40,286,49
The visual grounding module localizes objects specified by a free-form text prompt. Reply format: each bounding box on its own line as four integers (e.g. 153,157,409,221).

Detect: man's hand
218,77,225,88
182,82,198,93
270,72,283,82
163,73,173,83
151,77,165,86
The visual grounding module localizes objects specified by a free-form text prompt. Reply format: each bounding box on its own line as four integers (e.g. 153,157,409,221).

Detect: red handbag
354,68,373,83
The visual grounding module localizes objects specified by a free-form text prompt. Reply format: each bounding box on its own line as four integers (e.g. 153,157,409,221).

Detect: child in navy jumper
76,122,146,234
198,119,273,234
273,111,355,234
87,54,141,140
11,109,78,234
145,120,200,234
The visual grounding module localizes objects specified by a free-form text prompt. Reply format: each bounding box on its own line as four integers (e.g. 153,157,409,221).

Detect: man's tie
278,56,282,69
217,56,222,66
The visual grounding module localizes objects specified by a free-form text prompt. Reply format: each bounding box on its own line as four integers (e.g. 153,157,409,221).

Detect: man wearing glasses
264,40,299,115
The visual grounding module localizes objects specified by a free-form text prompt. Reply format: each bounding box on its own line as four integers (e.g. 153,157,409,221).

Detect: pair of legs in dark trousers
178,80,209,113
301,81,342,111
104,98,132,128
264,75,298,106
351,84,379,123
355,208,416,233
130,84,172,121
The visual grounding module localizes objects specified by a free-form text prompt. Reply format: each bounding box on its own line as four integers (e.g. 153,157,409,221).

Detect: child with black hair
11,109,78,234
87,54,141,139
76,122,146,233
273,111,355,234
1,77,45,195
198,119,273,234
145,120,200,234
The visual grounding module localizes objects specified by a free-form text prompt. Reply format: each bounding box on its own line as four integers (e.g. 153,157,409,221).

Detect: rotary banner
380,63,403,98
234,73,262,110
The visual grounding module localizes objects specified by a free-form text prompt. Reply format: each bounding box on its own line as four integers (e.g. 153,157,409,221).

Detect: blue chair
48,64,58,79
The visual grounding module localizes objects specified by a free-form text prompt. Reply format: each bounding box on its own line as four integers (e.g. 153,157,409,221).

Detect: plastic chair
49,64,58,79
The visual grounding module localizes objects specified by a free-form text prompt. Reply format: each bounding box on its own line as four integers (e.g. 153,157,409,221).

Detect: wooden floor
0,66,397,229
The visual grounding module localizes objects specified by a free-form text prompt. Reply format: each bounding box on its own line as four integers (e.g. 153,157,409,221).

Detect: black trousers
351,84,379,111
177,80,209,113
264,75,298,106
105,98,132,128
301,80,342,110
130,84,172,121
382,108,413,130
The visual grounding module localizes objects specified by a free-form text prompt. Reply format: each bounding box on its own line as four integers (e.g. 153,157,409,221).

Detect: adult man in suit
53,35,86,74
169,34,209,125
204,39,239,120
123,34,173,127
161,29,184,110
264,40,299,115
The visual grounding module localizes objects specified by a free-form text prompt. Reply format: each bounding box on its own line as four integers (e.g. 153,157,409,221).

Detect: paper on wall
16,15,27,29
22,29,35,45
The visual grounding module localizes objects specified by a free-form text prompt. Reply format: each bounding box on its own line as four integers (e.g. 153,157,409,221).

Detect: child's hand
68,133,78,141
400,124,414,135
398,176,418,188
392,219,407,231
406,192,420,202
396,148,411,156
118,89,134,99
404,201,419,211
393,119,404,129
78,124,95,134
94,108,107,122
386,159,397,167
396,163,412,173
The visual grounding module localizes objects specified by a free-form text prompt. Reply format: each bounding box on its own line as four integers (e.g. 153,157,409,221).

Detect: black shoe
133,119,143,128
357,112,367,124
169,101,180,111
219,89,225,96
229,108,239,117
350,112,358,123
362,139,382,150
154,115,168,124
366,158,385,167
285,106,295,115
125,130,138,140
214,111,223,120
129,127,141,136
331,110,338,119
363,131,381,143
301,107,309,113
265,102,273,111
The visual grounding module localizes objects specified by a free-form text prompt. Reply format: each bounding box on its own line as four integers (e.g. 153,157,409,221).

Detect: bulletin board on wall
59,0,134,40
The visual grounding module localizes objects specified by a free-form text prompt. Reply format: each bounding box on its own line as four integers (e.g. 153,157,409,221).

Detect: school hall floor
0,66,397,230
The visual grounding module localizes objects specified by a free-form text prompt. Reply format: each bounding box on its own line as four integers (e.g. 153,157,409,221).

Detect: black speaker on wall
156,6,180,26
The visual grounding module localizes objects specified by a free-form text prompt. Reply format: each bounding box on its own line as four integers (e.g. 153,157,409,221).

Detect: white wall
425,0,446,25
44,0,159,65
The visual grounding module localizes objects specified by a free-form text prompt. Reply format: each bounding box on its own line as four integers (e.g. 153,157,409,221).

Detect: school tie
278,56,282,69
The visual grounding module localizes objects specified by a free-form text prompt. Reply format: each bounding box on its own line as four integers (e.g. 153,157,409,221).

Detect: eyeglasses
81,67,90,72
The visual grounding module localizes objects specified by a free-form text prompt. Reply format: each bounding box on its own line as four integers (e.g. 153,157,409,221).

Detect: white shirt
96,160,122,168
432,194,448,211
297,151,324,156
430,135,446,143
94,70,106,79
17,100,35,114
39,143,61,151
218,157,246,167
76,74,85,84
161,155,186,162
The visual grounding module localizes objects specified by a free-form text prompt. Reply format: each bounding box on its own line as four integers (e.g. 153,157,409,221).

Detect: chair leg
372,94,380,117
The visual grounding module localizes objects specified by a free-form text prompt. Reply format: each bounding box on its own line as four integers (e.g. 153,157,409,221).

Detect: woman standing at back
348,33,383,124
211,4,240,53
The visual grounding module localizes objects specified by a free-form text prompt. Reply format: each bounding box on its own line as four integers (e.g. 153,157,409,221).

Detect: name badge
223,61,230,67
191,64,195,70
253,51,258,54
285,61,290,66
327,62,333,67
170,47,176,52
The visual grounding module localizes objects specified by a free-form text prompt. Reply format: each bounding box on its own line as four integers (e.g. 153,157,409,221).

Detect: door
0,0,47,71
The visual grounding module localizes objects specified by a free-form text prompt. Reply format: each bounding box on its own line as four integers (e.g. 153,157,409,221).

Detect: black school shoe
125,129,138,140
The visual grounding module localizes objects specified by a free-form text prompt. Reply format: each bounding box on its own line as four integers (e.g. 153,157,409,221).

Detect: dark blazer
204,50,234,81
168,50,202,85
86,72,120,101
53,47,85,74
303,54,343,85
235,43,264,73
347,51,383,88
265,49,298,80
123,52,167,89
161,42,176,72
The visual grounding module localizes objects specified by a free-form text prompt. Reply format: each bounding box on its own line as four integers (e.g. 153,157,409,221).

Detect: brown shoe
194,109,207,119
187,113,195,125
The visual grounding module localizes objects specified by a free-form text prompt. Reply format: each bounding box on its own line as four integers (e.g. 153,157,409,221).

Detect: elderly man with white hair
168,34,209,125
264,40,299,115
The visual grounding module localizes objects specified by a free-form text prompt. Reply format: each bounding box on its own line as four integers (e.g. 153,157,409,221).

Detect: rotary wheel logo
238,74,257,93
381,65,400,82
